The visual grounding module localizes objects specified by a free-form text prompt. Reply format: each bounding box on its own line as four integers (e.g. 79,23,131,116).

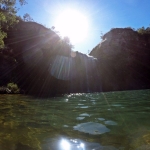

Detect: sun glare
55,9,88,44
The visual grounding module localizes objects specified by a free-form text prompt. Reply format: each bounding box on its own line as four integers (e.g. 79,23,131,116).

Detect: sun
55,9,88,44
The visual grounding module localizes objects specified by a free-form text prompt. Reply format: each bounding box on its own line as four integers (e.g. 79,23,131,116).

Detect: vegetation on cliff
137,26,150,35
0,0,27,48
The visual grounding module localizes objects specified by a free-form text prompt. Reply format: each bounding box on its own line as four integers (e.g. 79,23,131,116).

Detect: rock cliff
2,21,101,96
90,28,150,91
1,22,150,96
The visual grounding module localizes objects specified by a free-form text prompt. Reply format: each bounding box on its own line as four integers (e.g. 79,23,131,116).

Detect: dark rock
0,87,11,94
3,21,101,96
2,23,150,96
90,28,150,91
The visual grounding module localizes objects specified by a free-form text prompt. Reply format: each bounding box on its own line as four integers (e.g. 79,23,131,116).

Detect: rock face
2,23,150,95
3,21,101,96
90,28,150,91
0,87,11,94
0,53,16,86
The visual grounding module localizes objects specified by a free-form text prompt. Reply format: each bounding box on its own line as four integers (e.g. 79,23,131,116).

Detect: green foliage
23,13,34,22
0,0,27,48
137,26,150,35
7,82,20,93
0,29,7,48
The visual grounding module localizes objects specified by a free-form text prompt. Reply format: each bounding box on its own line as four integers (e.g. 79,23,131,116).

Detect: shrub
7,82,20,94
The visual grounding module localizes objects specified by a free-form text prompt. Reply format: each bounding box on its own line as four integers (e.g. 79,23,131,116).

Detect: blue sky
17,0,150,54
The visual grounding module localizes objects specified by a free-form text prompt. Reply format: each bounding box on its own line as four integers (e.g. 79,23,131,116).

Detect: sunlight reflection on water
42,137,118,150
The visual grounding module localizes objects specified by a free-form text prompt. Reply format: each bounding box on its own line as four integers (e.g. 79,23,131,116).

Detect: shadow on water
0,89,150,149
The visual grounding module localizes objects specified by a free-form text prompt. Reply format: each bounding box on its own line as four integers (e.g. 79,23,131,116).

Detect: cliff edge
90,28,150,91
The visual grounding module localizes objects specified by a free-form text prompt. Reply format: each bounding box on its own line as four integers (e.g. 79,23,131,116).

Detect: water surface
0,90,150,150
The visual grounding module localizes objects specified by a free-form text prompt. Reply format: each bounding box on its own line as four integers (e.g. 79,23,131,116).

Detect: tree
51,26,55,30
137,26,150,35
0,0,27,48
23,13,33,22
